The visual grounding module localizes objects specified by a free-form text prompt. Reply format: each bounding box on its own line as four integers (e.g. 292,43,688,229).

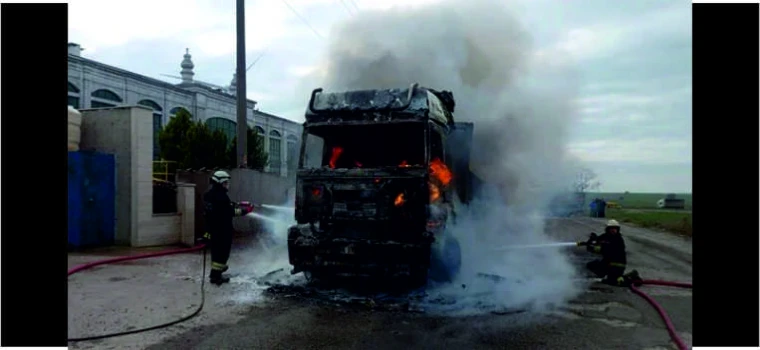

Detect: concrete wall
80,105,190,247
177,169,296,237
80,107,135,244
177,183,196,246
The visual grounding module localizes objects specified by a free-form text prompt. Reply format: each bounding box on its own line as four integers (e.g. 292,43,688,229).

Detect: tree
158,113,230,169
158,109,193,163
184,122,229,169
575,167,601,193
158,112,266,170
228,126,269,170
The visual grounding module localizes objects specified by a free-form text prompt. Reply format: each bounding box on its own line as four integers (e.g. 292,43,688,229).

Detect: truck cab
287,83,474,286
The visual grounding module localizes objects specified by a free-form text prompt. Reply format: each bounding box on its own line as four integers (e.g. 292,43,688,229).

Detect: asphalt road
68,217,692,350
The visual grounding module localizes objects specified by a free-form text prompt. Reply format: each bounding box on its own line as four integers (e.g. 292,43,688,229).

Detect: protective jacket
591,232,627,269
204,184,236,237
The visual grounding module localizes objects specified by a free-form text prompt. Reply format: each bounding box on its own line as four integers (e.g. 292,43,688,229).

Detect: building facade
67,43,303,177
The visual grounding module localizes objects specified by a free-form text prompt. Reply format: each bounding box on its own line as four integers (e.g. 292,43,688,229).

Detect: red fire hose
631,279,693,350
68,244,207,342
67,244,206,275
69,244,693,349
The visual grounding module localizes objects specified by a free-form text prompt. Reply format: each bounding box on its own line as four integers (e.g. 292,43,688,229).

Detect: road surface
68,217,692,350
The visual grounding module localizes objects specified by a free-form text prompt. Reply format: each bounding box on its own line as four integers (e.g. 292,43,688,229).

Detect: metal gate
68,151,116,248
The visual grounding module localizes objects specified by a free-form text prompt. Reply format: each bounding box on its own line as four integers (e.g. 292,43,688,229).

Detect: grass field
605,208,693,237
583,192,692,236
585,192,692,210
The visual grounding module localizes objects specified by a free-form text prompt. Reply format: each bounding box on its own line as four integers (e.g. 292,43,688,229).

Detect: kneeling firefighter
202,171,254,285
578,219,641,286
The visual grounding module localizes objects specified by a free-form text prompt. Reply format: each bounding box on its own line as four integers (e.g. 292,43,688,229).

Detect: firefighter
203,170,254,285
580,219,640,286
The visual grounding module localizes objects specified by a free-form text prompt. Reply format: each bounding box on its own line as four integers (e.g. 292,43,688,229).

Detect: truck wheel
429,236,462,283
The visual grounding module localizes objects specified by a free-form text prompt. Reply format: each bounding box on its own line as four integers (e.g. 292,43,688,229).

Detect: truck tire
429,236,462,283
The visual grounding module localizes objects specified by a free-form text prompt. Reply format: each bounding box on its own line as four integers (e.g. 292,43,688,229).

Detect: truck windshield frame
301,123,427,170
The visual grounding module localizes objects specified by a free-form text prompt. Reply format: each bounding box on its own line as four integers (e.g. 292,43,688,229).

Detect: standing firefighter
203,171,254,285
578,219,640,286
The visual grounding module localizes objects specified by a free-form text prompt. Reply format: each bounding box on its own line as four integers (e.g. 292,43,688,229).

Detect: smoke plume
312,0,584,313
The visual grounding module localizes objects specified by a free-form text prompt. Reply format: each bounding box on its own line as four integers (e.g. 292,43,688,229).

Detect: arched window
90,89,122,108
169,106,191,118
138,99,164,160
286,135,299,172
269,130,282,174
254,126,265,135
206,117,237,145
68,81,80,109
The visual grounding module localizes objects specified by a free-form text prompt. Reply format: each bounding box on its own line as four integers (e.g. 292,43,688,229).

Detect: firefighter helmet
606,219,620,228
211,170,231,184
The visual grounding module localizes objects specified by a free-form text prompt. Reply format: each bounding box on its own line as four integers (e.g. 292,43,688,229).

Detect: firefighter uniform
203,171,252,285
585,219,629,286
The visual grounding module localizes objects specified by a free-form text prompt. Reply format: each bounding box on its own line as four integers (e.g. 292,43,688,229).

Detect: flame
427,220,442,229
394,193,405,207
429,158,452,186
399,160,411,167
429,183,441,202
329,146,343,169
355,161,363,168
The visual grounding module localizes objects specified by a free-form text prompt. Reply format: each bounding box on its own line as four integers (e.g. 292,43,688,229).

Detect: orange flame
329,146,343,169
429,183,441,202
429,158,452,186
427,220,442,229
394,193,405,207
399,160,411,167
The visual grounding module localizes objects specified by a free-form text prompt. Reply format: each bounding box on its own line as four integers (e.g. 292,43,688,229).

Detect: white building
67,43,302,177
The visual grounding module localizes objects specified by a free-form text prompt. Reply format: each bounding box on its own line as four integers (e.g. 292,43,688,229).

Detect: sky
68,0,692,194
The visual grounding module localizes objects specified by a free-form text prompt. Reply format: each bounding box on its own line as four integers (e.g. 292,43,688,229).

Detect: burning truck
287,83,481,286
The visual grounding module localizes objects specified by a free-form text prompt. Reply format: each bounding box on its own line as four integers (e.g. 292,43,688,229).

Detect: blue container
68,151,116,248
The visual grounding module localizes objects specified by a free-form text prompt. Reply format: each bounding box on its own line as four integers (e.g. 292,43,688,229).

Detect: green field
582,192,692,236
605,208,693,237
585,192,692,210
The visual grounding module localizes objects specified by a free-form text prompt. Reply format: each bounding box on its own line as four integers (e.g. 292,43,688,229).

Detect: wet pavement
68,217,692,350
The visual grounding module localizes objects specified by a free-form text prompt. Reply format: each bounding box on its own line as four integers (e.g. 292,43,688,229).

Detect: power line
347,0,360,12
246,49,267,72
280,0,324,39
338,0,355,16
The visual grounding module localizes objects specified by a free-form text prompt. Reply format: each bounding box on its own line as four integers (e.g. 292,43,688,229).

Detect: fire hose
630,279,692,350
575,237,693,350
499,239,692,350
69,240,693,349
67,244,208,342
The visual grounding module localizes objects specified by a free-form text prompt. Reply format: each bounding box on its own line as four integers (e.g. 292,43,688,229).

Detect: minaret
229,73,237,95
180,48,195,84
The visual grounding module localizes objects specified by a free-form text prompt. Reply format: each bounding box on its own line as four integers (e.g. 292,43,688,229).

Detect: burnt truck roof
304,83,455,127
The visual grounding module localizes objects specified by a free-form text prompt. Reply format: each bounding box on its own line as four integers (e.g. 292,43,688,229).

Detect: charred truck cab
288,83,475,286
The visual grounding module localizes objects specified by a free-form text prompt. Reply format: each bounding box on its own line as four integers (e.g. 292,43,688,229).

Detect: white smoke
310,0,584,312
244,191,299,284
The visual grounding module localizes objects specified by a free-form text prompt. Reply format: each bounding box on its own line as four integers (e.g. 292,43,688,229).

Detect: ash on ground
258,269,588,316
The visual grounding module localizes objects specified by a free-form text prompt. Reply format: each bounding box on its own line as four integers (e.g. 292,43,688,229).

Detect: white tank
68,105,82,151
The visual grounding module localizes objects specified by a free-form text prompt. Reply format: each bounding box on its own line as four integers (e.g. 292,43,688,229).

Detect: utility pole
235,0,248,168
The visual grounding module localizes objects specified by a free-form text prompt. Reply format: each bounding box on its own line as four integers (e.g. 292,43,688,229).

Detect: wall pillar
177,182,196,246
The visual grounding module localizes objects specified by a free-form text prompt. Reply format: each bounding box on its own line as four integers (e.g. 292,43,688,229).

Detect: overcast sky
69,0,692,194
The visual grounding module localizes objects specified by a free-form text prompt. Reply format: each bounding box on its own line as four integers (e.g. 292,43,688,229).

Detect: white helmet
211,170,231,184
606,219,620,228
